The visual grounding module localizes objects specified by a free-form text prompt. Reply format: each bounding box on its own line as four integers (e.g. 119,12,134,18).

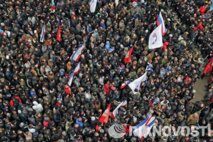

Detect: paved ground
192,75,209,103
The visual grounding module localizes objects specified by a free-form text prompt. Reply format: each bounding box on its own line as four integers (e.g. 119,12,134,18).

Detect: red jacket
194,22,203,31
10,96,22,107
64,86,71,94
103,84,110,95
200,6,206,15
211,95,213,104
162,42,169,52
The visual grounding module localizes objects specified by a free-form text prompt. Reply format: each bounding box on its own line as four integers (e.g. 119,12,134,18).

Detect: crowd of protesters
0,0,213,141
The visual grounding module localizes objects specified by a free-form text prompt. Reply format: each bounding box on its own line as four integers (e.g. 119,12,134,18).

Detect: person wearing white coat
32,101,43,113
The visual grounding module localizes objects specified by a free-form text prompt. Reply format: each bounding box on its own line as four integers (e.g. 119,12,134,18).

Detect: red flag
124,46,134,64
99,103,111,123
57,19,62,42
204,57,213,74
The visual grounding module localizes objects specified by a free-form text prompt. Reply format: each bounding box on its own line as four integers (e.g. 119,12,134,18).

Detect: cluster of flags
67,44,85,86
107,113,155,140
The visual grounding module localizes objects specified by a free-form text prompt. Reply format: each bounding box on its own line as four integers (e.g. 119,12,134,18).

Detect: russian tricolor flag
111,100,127,118
57,19,62,42
120,81,130,89
124,46,134,64
40,23,45,42
68,62,81,86
70,45,85,62
157,12,167,36
0,29,4,35
52,0,55,13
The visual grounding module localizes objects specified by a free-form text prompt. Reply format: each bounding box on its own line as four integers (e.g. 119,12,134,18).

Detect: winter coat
76,118,84,127
187,113,199,125
32,101,43,113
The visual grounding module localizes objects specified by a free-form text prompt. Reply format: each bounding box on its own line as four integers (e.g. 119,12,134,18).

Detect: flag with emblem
149,25,163,49
99,103,111,123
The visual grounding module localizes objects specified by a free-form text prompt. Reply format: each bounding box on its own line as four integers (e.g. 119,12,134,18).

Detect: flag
40,24,45,42
157,12,167,36
57,19,62,42
73,62,80,75
128,72,147,94
204,57,213,74
146,66,153,72
133,115,155,140
120,81,130,89
148,25,163,49
211,0,213,11
99,103,111,123
124,46,134,64
70,45,85,62
111,100,127,118
52,0,55,12
68,62,81,86
0,29,4,35
90,0,98,13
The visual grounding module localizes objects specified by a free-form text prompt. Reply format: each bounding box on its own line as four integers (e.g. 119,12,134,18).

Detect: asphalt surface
192,75,208,103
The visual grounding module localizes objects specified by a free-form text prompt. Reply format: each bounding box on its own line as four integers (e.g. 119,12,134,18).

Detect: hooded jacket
32,101,43,113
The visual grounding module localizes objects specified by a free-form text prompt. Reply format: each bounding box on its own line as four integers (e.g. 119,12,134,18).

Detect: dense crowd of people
0,0,213,141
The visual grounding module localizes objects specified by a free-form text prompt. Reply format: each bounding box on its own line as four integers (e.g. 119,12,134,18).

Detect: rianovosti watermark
108,124,211,138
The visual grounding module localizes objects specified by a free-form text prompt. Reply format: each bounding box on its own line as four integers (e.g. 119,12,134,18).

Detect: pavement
192,75,208,103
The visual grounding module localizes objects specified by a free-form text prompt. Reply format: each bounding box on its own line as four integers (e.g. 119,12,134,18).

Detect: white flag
115,0,119,6
128,72,147,94
90,0,98,13
40,24,45,42
148,25,163,49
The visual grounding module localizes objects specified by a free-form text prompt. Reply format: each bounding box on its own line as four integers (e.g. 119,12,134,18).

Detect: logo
108,124,211,139
152,33,157,44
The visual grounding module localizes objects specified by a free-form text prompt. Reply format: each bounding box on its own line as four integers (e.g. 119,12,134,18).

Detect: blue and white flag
133,115,155,140
146,66,153,72
128,72,147,94
111,100,127,118
211,0,213,11
70,45,85,62
68,62,81,86
149,25,163,49
40,24,45,42
90,0,98,13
